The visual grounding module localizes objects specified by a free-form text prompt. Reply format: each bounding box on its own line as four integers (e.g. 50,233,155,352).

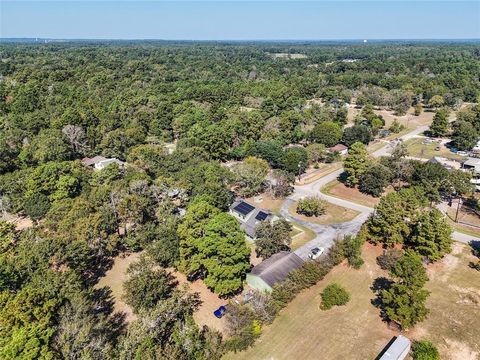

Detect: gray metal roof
379,335,411,360
230,200,273,238
250,251,304,287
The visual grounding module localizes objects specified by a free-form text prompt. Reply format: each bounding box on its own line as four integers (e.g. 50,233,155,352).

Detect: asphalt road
283,125,479,259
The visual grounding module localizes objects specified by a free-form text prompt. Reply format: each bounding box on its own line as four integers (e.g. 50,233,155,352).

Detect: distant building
229,200,274,239
378,335,411,360
328,144,348,155
463,157,480,174
428,156,461,171
81,156,125,171
246,251,304,292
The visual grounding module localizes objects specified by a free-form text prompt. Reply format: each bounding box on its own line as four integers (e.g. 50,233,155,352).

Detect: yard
290,222,317,250
297,162,343,185
405,138,466,161
226,242,480,360
288,200,360,224
246,193,284,214
96,251,227,333
321,179,381,208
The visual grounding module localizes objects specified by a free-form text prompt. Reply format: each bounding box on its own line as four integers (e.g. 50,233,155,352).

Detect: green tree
411,340,440,360
255,218,292,258
408,209,452,262
451,120,478,150
380,251,429,329
123,256,177,313
306,143,326,164
178,200,250,295
23,192,51,221
427,95,444,110
341,124,372,146
296,196,326,217
343,142,369,186
359,162,392,197
232,156,269,197
281,146,308,174
429,108,449,137
320,283,350,310
414,103,423,116
309,121,342,147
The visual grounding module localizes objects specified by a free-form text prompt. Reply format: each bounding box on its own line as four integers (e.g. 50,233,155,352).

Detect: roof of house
329,144,348,152
230,200,273,238
81,156,107,166
379,335,411,360
429,156,461,170
250,252,304,287
464,157,480,167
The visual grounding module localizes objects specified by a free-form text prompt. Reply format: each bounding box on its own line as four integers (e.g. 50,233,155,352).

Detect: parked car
308,247,325,260
214,305,226,318
456,151,469,157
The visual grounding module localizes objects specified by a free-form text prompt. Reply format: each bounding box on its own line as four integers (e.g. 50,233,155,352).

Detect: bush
412,340,440,360
320,283,350,310
376,248,403,271
342,235,365,269
296,196,326,217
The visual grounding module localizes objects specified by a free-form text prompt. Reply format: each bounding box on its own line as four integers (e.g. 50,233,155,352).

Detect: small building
378,335,411,360
229,200,274,239
463,157,480,174
328,144,348,155
429,156,461,171
246,251,304,292
81,156,125,171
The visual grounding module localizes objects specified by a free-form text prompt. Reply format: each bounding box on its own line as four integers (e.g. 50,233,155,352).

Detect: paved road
283,124,478,259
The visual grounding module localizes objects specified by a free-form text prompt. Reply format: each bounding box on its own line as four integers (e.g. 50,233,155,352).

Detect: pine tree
408,208,452,262
343,142,369,186
380,251,430,329
429,108,449,137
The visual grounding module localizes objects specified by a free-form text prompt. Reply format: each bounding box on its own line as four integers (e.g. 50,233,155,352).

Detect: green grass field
225,243,480,360
405,138,466,161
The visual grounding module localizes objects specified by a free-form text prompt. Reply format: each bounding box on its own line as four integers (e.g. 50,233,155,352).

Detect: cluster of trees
343,141,473,199
1,41,479,357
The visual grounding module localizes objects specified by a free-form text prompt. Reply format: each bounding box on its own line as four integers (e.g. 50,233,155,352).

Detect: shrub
411,340,440,360
342,235,365,269
320,283,350,310
376,248,403,271
296,196,326,217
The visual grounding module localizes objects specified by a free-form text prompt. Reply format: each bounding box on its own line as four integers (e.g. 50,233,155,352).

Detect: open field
227,242,480,360
321,179,381,208
405,138,466,161
447,207,480,238
347,106,435,128
288,200,360,224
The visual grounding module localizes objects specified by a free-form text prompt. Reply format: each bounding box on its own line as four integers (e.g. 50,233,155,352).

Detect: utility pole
455,197,462,223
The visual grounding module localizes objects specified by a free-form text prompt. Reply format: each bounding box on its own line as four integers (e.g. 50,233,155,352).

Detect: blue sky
1,1,479,40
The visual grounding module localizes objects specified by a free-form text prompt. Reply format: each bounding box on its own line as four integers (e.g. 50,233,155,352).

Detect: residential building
81,156,125,171
246,251,304,292
328,144,348,155
229,200,275,239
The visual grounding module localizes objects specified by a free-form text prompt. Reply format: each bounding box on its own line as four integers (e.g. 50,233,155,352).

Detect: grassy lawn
321,180,380,208
404,138,466,161
226,242,480,360
446,207,480,238
290,222,317,250
288,200,360,225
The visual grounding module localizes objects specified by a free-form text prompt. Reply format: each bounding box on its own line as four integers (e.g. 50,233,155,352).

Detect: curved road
284,125,479,259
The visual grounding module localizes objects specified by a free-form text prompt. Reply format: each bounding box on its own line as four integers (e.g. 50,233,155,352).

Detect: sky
1,1,479,40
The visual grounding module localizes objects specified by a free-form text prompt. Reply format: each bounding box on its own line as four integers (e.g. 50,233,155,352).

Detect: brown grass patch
321,180,380,208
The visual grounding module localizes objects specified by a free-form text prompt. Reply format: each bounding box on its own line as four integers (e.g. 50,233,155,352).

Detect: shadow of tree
370,276,393,322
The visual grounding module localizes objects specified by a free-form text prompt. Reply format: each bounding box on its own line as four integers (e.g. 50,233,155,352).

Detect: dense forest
0,42,479,359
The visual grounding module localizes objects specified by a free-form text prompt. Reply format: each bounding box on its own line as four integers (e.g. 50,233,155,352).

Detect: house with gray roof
81,156,125,171
229,200,275,239
246,251,304,292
